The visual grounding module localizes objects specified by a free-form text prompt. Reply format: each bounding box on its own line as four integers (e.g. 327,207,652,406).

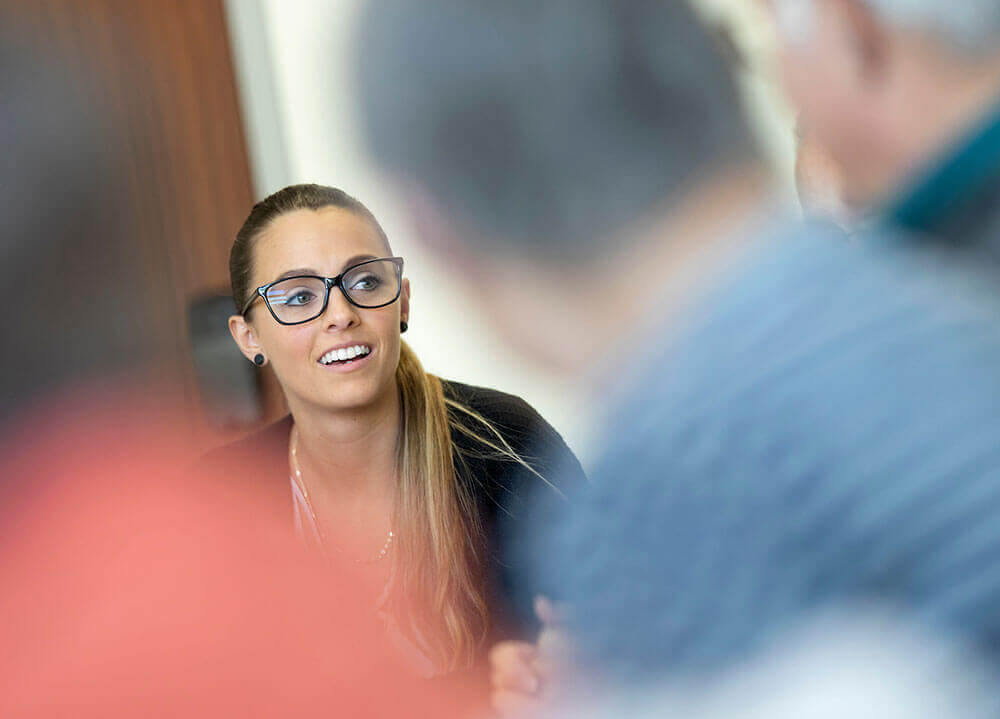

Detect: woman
208,184,584,679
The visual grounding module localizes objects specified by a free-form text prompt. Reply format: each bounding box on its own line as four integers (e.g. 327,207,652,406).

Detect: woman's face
234,206,409,415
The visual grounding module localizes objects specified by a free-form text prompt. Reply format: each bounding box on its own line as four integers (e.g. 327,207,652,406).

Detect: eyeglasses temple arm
240,287,264,316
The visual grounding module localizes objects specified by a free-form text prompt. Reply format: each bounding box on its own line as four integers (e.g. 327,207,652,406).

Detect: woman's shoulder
440,379,575,462
440,378,545,431
439,377,586,494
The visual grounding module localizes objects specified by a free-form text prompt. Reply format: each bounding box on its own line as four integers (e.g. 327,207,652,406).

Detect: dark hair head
357,0,758,259
230,183,390,314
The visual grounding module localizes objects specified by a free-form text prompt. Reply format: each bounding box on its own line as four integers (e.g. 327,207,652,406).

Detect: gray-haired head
356,0,757,259
868,1,1000,52
779,0,1000,53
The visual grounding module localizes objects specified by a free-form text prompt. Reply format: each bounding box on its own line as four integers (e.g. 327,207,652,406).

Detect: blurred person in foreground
0,34,474,719
356,0,1000,713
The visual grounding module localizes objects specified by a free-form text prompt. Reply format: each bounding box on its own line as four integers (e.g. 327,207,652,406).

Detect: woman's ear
834,0,889,84
228,314,263,363
400,278,411,326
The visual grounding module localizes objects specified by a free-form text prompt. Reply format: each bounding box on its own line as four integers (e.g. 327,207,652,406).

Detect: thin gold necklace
289,426,395,564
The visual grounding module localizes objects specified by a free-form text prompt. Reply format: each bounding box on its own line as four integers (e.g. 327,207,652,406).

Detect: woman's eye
286,290,318,306
350,274,381,291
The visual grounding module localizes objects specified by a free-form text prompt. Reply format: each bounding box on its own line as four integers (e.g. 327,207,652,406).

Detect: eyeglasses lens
265,277,328,323
341,260,399,308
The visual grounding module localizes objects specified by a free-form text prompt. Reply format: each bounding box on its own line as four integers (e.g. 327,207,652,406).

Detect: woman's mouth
317,344,373,370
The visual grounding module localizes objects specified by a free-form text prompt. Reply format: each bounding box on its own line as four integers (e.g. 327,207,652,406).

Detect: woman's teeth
319,345,371,365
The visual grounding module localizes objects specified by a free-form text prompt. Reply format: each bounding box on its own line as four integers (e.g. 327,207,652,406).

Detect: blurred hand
489,596,574,717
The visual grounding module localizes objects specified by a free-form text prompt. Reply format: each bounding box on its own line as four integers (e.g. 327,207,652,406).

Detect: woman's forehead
253,207,386,280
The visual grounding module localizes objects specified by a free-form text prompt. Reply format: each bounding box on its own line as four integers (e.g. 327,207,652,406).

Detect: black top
201,379,586,641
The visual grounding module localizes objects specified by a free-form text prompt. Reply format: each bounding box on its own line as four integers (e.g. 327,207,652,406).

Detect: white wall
223,0,795,465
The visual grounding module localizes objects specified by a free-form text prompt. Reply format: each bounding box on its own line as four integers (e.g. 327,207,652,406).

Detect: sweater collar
883,95,1000,236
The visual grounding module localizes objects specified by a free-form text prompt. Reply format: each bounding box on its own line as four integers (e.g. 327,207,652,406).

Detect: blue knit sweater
546,219,1000,682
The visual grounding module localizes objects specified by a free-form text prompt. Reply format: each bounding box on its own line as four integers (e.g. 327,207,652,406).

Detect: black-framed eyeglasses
242,256,404,325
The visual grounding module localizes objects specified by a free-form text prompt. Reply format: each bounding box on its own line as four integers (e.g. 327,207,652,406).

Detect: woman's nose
322,287,360,331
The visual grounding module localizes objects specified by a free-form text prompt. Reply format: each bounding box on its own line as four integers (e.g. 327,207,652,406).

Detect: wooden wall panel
1,0,265,445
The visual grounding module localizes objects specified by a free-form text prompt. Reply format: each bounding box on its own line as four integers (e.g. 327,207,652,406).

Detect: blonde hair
394,341,550,669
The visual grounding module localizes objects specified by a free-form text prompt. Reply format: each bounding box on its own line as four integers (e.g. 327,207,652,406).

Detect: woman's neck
287,385,401,498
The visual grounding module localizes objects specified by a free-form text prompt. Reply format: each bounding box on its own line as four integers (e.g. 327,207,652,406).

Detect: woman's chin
313,379,389,414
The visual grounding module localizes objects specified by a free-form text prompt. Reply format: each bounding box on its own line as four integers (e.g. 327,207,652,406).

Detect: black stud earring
400,321,408,334
253,353,266,366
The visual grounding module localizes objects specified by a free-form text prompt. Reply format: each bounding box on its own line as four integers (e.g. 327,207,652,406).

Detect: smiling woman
203,184,585,680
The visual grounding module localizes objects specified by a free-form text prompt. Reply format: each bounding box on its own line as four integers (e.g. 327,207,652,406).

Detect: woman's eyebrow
341,253,378,269
272,268,319,282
